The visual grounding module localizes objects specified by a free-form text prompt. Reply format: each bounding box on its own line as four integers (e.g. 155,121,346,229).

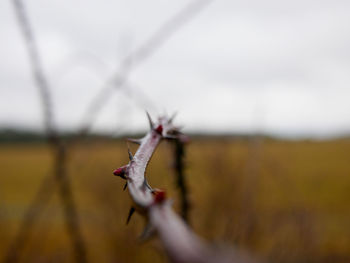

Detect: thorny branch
7,0,211,251
7,0,213,262
113,114,256,263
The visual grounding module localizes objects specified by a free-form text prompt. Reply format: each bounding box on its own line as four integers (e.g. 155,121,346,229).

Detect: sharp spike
126,207,135,225
168,112,177,124
123,182,128,191
128,148,133,161
138,223,155,242
146,111,154,129
113,166,128,179
142,178,153,191
127,138,142,145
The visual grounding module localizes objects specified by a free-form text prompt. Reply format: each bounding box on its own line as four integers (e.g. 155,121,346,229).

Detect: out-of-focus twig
172,137,191,223
5,1,88,262
53,143,88,263
78,0,213,135
11,0,56,140
2,173,55,263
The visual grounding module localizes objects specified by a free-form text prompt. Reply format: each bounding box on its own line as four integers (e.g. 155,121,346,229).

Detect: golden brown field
1,138,350,263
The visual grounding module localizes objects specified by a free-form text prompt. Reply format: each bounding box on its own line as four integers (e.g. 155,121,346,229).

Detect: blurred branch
172,137,191,223
6,1,88,262
2,173,55,263
114,114,255,263
122,81,158,111
120,0,212,67
11,0,56,140
78,0,213,135
53,143,88,263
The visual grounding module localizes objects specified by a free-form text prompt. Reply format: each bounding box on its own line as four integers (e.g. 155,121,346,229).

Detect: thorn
139,223,155,242
128,148,133,161
113,165,128,179
142,178,153,191
155,125,163,135
127,138,142,145
123,182,128,191
146,111,154,129
168,112,177,124
126,207,135,225
152,189,167,204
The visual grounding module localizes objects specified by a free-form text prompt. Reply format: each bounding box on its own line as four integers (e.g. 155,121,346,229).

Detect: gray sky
1,0,350,137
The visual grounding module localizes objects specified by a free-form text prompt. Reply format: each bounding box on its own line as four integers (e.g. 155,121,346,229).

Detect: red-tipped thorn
155,124,163,135
113,165,128,179
153,189,166,204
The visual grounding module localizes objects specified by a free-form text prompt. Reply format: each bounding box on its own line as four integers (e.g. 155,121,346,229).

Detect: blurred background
1,0,350,262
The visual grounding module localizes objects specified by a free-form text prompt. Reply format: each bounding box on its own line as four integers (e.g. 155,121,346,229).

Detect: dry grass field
1,137,350,262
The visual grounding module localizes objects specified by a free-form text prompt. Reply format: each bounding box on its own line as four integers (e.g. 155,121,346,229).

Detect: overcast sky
1,0,350,137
